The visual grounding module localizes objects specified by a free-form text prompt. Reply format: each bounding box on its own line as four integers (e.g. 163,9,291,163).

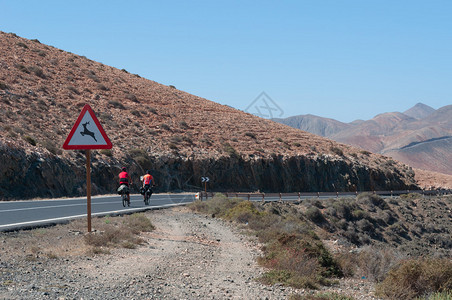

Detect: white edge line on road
0,203,187,231
0,193,196,204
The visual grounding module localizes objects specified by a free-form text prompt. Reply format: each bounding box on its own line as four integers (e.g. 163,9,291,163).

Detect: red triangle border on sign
62,104,113,150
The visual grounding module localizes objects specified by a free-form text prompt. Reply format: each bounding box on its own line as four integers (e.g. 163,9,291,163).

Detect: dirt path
0,207,293,299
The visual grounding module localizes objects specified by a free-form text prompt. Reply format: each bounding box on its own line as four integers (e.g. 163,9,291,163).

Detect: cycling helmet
146,170,150,174
122,167,126,171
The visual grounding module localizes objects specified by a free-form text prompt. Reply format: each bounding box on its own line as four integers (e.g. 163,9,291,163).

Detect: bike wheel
145,193,149,205
122,193,127,207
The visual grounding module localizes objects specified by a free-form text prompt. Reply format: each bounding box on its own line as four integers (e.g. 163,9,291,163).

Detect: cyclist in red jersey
141,170,154,201
118,167,131,203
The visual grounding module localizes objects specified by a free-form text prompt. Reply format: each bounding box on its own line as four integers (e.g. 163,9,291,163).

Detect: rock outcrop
0,138,417,200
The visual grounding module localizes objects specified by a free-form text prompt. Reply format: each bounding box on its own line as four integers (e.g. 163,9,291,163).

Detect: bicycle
144,185,153,205
119,184,130,207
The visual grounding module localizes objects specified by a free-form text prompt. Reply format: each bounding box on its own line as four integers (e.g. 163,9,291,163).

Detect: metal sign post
86,150,92,232
63,104,112,232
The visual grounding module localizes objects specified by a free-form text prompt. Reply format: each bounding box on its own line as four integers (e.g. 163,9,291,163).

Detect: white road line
0,202,103,213
0,196,189,213
0,203,186,230
0,194,120,204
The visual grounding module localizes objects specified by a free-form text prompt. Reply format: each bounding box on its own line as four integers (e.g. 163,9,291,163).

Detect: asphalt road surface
0,193,196,232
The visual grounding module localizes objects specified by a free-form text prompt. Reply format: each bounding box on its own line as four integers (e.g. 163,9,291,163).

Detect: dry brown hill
0,32,419,198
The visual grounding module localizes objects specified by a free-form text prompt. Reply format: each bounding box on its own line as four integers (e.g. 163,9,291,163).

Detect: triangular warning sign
63,104,112,150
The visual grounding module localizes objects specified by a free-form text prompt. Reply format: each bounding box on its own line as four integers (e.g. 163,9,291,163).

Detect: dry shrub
291,292,354,300
258,232,342,287
259,270,319,290
223,200,262,223
336,246,405,282
84,213,154,249
358,246,405,282
84,226,132,247
305,206,325,224
189,199,209,212
376,258,452,300
335,253,358,278
189,193,242,217
124,213,155,234
357,193,389,210
331,200,354,221
89,247,111,255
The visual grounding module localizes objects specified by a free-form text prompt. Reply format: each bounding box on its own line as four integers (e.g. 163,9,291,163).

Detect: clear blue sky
2,1,451,122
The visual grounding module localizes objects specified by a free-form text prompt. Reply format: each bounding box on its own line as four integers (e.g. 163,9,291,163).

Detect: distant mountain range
274,103,452,175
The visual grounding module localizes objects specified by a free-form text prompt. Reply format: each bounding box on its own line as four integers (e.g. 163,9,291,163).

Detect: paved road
0,193,196,232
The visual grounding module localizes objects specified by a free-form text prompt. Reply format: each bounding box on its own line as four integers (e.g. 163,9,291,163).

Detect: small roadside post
201,176,210,194
62,104,112,232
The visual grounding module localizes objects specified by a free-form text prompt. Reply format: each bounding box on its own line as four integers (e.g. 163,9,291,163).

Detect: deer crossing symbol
80,122,97,142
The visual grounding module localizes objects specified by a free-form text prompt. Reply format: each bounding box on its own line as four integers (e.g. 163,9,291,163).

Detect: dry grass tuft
83,213,154,249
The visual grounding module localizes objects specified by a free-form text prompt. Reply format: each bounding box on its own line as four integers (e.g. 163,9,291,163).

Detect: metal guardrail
198,189,452,201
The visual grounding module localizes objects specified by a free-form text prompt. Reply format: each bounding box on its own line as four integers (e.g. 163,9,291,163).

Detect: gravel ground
0,207,380,299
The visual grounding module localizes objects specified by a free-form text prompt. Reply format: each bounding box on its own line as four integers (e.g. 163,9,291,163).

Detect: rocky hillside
0,32,418,199
275,103,452,177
